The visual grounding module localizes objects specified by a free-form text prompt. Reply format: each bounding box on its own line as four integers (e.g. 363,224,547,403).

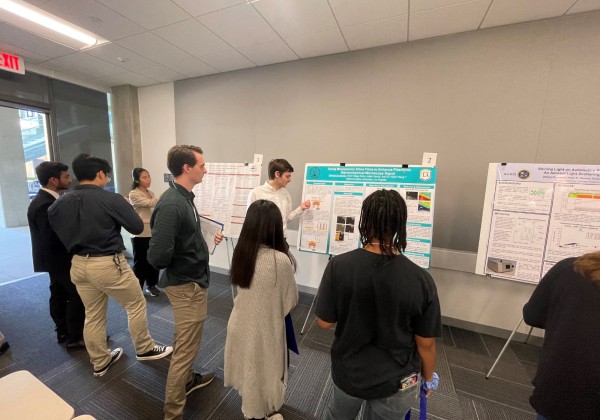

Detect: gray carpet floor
0,272,540,419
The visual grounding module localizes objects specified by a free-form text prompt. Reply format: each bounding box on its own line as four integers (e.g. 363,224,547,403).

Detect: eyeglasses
100,170,111,183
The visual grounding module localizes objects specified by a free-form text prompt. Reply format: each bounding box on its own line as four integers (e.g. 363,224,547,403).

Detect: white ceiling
1,0,599,90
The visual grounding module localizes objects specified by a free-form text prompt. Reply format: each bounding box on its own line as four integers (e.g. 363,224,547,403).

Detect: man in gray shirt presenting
48,153,172,377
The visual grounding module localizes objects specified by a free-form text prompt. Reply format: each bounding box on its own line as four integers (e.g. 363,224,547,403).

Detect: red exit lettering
0,51,25,74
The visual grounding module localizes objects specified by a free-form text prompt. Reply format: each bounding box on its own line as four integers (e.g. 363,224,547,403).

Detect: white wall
138,12,600,338
138,83,177,196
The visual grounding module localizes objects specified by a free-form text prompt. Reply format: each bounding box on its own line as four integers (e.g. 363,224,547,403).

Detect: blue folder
285,313,299,355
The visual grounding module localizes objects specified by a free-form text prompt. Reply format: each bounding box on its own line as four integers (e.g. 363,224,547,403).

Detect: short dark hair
167,145,203,177
359,189,408,255
35,161,68,186
268,158,294,180
131,167,148,190
72,153,111,182
230,200,296,288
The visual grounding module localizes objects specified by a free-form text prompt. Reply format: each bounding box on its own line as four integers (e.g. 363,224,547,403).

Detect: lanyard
170,181,199,225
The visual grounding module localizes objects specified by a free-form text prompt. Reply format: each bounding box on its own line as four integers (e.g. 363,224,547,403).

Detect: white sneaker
136,345,173,361
93,347,123,377
267,414,284,420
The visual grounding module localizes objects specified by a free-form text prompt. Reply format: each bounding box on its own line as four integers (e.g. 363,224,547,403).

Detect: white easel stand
486,316,534,379
300,291,318,335
300,254,333,335
225,237,236,305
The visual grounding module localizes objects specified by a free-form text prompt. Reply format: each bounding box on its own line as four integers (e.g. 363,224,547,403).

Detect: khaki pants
71,254,155,371
163,282,207,420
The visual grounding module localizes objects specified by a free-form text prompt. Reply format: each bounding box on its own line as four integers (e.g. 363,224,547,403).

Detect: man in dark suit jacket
27,161,85,349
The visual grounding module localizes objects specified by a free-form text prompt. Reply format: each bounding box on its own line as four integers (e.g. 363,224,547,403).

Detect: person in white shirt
247,158,310,239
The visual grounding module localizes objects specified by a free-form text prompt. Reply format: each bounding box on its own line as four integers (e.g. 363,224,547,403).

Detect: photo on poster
406,191,419,200
486,257,516,275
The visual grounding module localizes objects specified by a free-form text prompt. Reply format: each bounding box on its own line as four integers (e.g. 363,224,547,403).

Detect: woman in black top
523,252,600,420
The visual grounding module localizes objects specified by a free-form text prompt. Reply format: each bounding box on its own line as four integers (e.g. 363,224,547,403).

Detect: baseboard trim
207,268,543,346
442,316,544,346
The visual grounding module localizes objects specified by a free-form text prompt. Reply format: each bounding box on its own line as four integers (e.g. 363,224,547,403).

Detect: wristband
421,372,439,390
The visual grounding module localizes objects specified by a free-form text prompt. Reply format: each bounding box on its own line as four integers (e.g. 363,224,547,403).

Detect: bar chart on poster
476,163,600,284
297,163,437,269
192,154,262,238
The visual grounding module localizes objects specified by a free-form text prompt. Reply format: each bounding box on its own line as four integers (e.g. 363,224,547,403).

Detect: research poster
476,163,600,284
192,159,261,238
298,164,437,269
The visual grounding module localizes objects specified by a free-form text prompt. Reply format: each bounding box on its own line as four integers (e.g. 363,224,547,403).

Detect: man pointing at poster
247,158,310,240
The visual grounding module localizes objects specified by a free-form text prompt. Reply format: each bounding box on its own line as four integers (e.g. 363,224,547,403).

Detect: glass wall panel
51,79,115,191
0,71,50,107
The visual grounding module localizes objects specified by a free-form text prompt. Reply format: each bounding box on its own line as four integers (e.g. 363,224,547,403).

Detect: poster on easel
476,163,600,284
297,163,437,269
192,154,262,238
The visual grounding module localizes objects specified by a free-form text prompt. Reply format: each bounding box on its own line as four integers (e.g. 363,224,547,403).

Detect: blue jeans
323,382,419,420
536,415,549,420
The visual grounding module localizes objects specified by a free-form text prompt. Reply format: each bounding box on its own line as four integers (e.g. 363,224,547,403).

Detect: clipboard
199,215,224,255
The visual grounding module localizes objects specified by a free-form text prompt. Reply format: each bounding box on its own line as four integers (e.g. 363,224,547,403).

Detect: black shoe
136,345,173,361
66,340,86,350
0,341,10,355
185,372,215,396
146,286,160,297
93,348,123,377
57,334,67,344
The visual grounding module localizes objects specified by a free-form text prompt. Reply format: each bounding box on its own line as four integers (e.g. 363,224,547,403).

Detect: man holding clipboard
148,145,224,420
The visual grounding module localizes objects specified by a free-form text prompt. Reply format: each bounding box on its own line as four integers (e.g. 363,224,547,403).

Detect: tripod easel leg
486,316,524,379
300,291,318,335
524,326,534,344
225,237,235,305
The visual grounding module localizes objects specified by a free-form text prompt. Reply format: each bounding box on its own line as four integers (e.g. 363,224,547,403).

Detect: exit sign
0,51,25,75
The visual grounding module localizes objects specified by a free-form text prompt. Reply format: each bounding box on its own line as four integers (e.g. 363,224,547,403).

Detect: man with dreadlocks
315,189,441,420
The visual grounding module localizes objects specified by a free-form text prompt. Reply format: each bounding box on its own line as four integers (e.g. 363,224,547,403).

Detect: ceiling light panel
0,0,107,49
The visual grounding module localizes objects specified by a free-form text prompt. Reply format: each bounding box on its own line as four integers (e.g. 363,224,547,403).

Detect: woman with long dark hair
523,251,600,420
129,168,160,297
225,200,298,420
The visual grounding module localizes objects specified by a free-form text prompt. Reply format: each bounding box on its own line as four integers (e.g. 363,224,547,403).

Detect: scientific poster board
476,163,600,284
192,156,262,238
297,163,437,269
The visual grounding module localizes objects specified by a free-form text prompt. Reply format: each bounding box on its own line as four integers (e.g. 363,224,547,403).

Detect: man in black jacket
148,145,223,420
48,154,172,377
27,161,85,348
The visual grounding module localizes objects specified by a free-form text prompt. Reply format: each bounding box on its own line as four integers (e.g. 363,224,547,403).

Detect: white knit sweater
224,247,299,418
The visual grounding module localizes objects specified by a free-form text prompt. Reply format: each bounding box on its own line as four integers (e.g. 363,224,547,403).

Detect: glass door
0,105,50,228
20,109,51,198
